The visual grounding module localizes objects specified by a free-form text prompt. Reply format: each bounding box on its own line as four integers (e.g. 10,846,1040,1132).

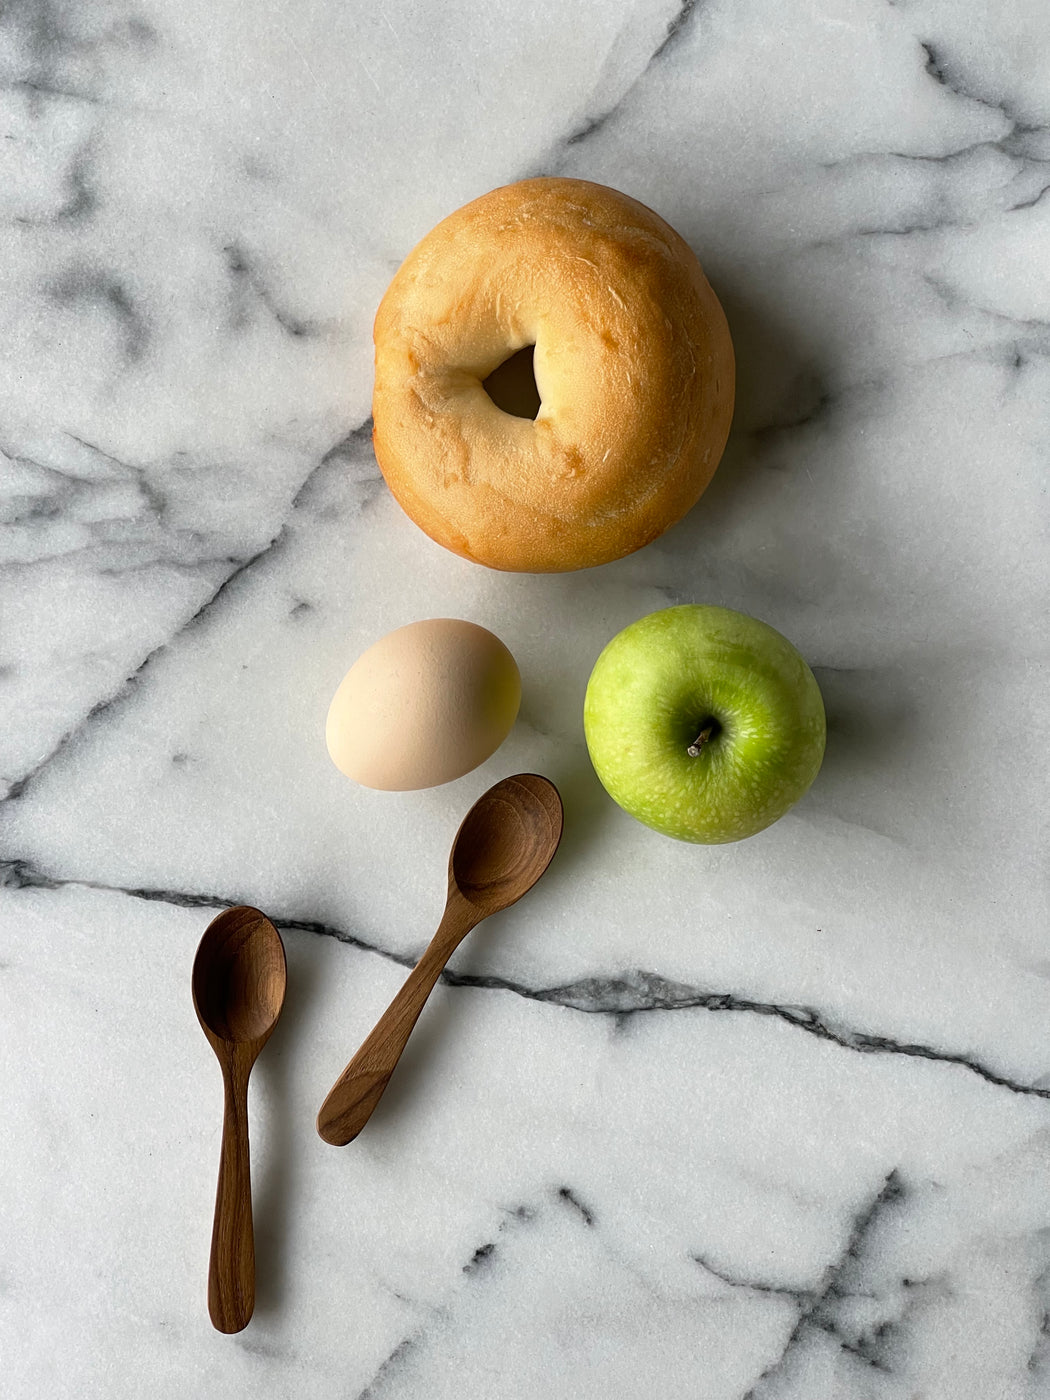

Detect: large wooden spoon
316,773,563,1147
192,906,287,1333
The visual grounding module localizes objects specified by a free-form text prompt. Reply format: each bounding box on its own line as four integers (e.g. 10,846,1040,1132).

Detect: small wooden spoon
192,906,287,1333
316,773,563,1147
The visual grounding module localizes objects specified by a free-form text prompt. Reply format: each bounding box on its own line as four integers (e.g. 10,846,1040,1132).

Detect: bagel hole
482,345,541,420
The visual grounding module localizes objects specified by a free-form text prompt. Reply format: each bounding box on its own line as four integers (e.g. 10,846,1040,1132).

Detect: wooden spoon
192,906,287,1333
316,773,563,1147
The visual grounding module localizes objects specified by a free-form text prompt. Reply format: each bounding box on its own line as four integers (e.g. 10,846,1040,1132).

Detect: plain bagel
372,177,735,573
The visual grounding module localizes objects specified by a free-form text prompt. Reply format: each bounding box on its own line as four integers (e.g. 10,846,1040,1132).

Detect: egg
325,619,521,791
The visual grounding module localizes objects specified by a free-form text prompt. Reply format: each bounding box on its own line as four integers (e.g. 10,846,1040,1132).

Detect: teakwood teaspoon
316,773,563,1146
192,906,287,1333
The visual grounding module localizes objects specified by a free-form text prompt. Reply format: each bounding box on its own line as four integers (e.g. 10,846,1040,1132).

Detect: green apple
583,605,826,843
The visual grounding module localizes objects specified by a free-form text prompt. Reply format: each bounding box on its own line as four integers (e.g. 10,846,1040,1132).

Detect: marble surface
2,0,1049,1395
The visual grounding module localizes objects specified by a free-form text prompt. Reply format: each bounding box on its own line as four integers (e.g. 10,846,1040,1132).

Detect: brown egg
325,619,521,791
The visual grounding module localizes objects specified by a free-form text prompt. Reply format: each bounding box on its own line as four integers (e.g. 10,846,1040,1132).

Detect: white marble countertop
2,1,1049,1396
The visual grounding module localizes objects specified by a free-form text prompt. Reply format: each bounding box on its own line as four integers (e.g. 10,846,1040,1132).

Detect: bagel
372,177,735,573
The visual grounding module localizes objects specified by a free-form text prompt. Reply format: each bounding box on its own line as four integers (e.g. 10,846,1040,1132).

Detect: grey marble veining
1,1,1049,1396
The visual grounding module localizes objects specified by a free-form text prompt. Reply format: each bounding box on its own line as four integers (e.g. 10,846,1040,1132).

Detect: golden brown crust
372,177,735,573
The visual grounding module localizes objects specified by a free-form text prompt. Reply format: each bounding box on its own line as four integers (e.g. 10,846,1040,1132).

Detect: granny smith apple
583,605,826,843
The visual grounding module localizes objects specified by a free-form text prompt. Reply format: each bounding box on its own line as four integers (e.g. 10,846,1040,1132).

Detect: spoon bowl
193,906,286,1333
193,909,287,1044
317,773,563,1146
451,773,564,907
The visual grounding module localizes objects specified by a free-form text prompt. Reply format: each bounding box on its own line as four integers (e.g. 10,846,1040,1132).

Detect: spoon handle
317,903,475,1146
208,1055,255,1333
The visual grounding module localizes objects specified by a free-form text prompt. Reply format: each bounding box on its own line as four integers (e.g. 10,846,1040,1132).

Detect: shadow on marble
807,662,923,840
657,276,838,563
542,751,616,878
816,665,918,775
251,931,323,1320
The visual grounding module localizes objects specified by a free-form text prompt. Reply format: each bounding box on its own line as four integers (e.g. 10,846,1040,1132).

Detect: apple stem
687,725,714,758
